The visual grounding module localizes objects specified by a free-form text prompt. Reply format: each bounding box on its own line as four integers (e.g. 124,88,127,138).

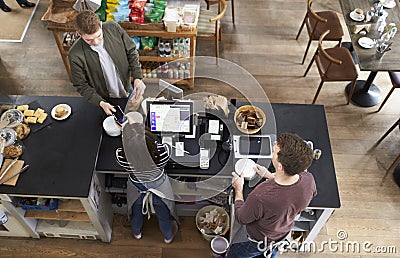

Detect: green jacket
68,21,143,106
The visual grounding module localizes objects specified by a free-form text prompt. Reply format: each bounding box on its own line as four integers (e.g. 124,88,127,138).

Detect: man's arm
69,52,104,106
232,172,263,225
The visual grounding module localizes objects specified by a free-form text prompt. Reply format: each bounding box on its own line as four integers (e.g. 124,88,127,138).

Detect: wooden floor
1,0,400,257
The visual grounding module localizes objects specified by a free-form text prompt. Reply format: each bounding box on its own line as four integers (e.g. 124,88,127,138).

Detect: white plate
350,11,365,22
51,104,72,120
235,158,256,180
358,37,375,48
382,0,396,8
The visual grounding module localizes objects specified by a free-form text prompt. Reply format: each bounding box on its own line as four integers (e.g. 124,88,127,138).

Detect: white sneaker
134,233,142,240
164,220,178,244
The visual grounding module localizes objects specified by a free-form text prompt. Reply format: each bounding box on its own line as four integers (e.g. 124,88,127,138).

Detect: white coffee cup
103,116,121,137
353,8,364,19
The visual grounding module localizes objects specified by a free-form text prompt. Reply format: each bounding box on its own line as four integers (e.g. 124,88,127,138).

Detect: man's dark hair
276,133,313,176
73,10,101,35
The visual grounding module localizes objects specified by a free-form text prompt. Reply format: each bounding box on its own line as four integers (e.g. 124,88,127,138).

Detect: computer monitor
158,79,184,100
147,100,194,135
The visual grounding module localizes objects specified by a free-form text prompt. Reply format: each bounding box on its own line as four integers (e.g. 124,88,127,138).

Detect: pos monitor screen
147,100,194,135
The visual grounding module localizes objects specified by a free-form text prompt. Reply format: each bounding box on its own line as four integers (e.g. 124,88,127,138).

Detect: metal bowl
0,109,23,128
0,128,17,147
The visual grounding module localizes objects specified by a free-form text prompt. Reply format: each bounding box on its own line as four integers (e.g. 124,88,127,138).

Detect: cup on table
353,8,364,19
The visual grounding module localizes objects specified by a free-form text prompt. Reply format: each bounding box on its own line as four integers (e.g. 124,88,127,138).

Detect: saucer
358,37,375,49
350,11,365,21
235,158,256,180
382,0,396,8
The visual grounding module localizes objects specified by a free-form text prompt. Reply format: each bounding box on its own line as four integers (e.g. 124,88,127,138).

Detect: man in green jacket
68,10,146,115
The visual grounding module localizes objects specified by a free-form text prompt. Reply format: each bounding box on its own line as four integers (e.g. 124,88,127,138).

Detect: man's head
73,10,103,46
272,133,313,176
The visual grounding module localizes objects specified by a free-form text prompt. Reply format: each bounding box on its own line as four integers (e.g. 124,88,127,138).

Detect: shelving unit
0,173,114,242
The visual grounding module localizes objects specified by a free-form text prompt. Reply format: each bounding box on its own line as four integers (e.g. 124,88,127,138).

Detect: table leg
345,71,382,107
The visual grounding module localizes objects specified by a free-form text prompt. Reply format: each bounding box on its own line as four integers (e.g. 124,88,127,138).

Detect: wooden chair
296,0,344,64
377,71,400,112
197,0,227,58
304,30,358,104
205,0,234,24
376,117,400,184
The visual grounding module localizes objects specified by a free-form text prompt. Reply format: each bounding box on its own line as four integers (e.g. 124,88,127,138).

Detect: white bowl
235,158,256,180
103,116,121,137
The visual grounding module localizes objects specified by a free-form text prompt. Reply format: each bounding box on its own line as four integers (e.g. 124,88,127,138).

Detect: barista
115,114,178,243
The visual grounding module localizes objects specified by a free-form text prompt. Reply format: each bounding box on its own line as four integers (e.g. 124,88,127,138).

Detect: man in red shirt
228,133,317,258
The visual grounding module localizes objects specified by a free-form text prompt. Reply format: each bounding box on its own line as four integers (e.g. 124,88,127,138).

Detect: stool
377,71,400,112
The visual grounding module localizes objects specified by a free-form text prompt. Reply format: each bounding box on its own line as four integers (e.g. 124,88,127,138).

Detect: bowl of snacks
0,109,23,128
234,105,266,134
196,205,230,241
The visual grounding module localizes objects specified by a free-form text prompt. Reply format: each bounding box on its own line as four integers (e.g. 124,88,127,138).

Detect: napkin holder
352,24,372,34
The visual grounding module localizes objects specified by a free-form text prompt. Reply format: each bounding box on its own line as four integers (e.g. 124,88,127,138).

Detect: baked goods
33,108,44,118
24,110,35,117
234,105,266,134
55,106,68,118
22,107,48,124
13,123,30,140
17,105,29,111
4,144,23,158
37,113,47,124
25,117,37,124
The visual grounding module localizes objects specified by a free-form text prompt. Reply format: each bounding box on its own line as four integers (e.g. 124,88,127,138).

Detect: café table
339,0,400,107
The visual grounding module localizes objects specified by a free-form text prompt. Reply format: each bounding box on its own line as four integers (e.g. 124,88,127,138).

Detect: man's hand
232,172,244,201
133,79,146,99
254,164,275,179
232,172,244,191
100,101,116,115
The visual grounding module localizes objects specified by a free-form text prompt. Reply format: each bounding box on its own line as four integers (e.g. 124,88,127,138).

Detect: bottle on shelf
173,38,179,57
158,39,165,57
164,42,171,57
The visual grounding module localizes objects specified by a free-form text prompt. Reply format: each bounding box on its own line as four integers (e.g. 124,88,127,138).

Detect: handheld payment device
113,105,127,125
199,148,210,169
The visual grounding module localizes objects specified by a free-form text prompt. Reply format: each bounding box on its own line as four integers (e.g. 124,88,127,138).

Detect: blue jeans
227,241,278,258
131,180,173,239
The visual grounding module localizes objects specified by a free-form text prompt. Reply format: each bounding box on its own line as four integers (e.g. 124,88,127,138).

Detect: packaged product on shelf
129,0,147,23
141,36,156,50
130,36,141,50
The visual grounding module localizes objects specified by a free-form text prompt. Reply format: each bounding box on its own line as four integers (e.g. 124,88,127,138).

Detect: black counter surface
0,96,339,208
0,96,104,198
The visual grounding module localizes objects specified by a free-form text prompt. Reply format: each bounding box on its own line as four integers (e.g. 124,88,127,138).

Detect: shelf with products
140,60,192,83
123,27,197,90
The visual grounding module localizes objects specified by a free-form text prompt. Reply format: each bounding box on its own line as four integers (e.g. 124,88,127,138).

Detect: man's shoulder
68,39,84,57
103,21,121,30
